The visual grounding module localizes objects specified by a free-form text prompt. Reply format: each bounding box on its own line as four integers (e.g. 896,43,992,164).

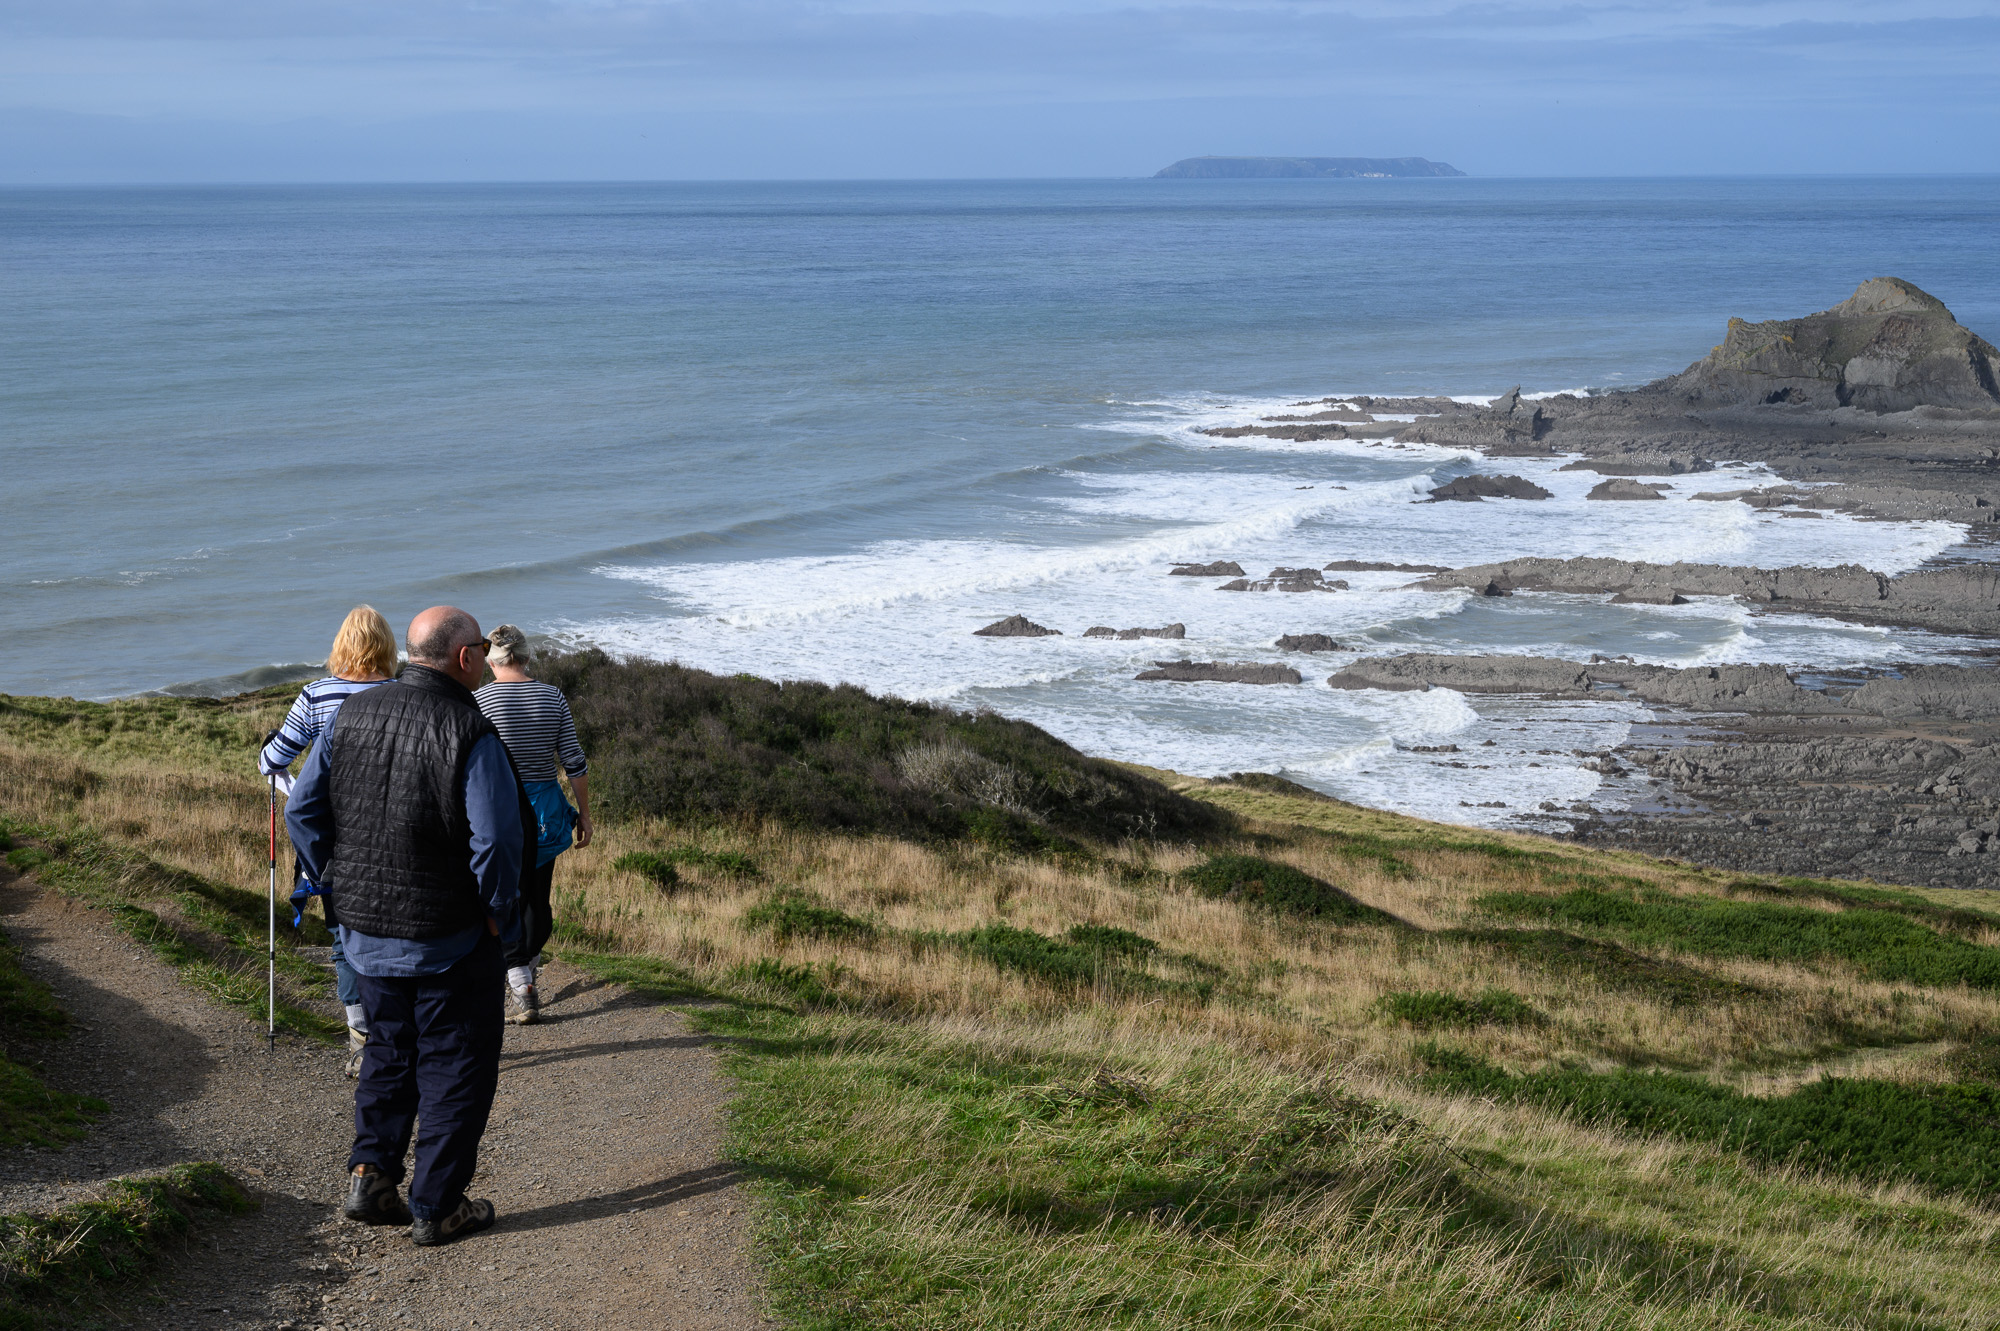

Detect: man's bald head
407,606,485,686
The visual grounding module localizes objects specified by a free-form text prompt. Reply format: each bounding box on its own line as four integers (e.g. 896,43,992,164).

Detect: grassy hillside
5,673,2000,1327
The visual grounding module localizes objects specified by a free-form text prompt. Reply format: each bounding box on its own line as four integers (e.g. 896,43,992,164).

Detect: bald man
287,605,531,1246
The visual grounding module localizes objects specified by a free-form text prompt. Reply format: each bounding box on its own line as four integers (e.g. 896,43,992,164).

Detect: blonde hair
488,623,532,668
327,606,398,680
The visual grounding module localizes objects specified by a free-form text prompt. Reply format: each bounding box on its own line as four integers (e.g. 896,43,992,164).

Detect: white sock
344,1004,368,1033
507,966,534,994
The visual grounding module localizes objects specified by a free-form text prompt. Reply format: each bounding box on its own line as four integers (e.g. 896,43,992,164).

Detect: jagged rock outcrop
1586,479,1670,500
974,615,1061,638
1083,623,1186,640
1219,567,1345,593
1426,474,1552,502
1415,556,2000,634
1136,661,1303,685
1659,278,2000,413
1275,633,1342,652
1171,561,1245,577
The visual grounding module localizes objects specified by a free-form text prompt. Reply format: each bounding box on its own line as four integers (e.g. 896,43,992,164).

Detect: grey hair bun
488,623,532,667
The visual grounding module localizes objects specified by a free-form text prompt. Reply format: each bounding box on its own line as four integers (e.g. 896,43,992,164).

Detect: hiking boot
410,1197,497,1247
342,1026,366,1079
506,985,539,1025
342,1165,410,1226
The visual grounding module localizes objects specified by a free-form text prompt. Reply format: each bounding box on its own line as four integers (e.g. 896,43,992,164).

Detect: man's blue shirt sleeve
465,733,523,918
284,711,336,885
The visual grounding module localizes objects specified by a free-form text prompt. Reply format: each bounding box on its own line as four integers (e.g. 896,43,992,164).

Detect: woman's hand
573,810,594,849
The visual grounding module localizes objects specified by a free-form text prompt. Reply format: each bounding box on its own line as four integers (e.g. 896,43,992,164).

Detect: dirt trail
0,873,767,1330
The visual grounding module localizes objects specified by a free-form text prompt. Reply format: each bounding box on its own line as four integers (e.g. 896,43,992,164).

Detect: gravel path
1,872,768,1330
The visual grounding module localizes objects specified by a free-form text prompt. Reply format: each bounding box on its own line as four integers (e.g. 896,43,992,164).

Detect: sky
3,0,1999,181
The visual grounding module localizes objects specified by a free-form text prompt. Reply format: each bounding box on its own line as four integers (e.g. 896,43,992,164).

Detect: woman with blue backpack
475,624,592,1025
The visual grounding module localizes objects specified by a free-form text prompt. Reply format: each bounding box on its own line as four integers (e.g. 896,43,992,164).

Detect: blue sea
6,177,1998,827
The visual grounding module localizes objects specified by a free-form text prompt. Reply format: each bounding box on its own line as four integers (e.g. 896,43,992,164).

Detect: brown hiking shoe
506,984,539,1025
343,1165,410,1226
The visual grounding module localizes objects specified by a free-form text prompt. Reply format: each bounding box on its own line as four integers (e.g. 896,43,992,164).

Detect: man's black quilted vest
324,665,498,939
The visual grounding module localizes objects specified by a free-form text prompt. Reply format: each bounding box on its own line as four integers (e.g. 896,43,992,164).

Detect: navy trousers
502,856,556,971
349,933,505,1220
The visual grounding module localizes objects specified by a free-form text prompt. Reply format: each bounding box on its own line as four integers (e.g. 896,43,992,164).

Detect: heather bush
1378,988,1541,1029
1480,886,2000,990
539,650,1228,846
1180,854,1398,924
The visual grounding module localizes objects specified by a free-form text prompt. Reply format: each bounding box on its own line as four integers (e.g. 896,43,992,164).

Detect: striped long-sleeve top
473,680,589,783
259,676,390,774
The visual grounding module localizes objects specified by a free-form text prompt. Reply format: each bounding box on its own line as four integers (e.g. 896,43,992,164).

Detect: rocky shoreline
1204,279,2000,889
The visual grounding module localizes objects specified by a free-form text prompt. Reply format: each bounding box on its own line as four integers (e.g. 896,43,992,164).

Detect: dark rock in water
1426,474,1553,502
1083,623,1187,640
1220,567,1343,593
1475,580,1511,597
1323,559,1453,573
1559,454,1714,476
1587,478,1670,500
1137,661,1303,685
1171,561,1245,577
1323,652,1848,713
1609,588,1688,605
1275,633,1342,652
974,615,1061,638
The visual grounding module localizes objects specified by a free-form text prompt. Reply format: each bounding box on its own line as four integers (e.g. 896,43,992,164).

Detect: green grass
1179,855,1400,925
0,1163,253,1329
1479,886,2000,990
0,925,106,1150
1378,989,1542,1029
1418,1044,2000,1200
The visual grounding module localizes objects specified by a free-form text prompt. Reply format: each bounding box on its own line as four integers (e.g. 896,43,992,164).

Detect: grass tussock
10,681,2000,1326
0,1163,253,1329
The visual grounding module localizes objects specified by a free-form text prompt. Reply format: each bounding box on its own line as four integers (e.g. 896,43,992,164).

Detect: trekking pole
268,771,278,1052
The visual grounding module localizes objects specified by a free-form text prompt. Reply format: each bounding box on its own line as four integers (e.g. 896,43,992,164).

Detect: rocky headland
1204,278,2000,526
1193,278,2000,890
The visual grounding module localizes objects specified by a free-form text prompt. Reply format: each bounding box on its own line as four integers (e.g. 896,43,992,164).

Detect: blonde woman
474,624,591,1024
262,605,398,1073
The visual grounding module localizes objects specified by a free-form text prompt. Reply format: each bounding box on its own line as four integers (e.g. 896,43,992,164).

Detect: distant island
1154,156,1465,179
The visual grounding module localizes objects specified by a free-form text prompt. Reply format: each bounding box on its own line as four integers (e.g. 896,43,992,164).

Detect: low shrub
539,651,1230,847
742,891,877,944
1379,989,1541,1029
612,852,680,892
1479,887,2000,991
1417,1045,2000,1199
1181,855,1398,924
